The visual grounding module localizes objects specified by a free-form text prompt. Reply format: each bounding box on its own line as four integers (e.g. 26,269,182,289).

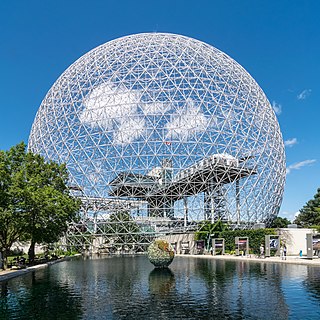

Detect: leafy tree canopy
103,211,141,246
294,188,320,227
194,219,228,249
0,142,80,268
0,143,29,268
269,216,291,228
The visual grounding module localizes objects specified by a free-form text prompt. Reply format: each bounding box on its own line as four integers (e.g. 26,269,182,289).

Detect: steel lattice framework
28,33,286,252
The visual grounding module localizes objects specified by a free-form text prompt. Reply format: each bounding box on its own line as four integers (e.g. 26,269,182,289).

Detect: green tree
0,143,28,269
194,219,228,250
18,152,81,263
294,188,320,227
269,216,291,228
103,211,141,247
0,142,80,267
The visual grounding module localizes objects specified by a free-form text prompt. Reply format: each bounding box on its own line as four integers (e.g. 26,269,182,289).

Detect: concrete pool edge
0,254,81,282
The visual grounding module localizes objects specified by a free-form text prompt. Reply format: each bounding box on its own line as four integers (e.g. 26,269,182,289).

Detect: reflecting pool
1,256,320,319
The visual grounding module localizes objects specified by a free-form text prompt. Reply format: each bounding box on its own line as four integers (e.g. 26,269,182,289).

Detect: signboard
212,238,225,255
235,237,249,256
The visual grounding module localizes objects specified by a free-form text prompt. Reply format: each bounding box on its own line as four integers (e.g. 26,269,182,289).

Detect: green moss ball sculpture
147,239,175,268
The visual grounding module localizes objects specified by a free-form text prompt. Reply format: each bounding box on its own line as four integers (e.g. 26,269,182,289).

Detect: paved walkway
177,253,320,266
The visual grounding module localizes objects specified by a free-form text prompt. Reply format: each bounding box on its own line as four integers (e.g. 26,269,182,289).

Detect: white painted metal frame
28,33,286,251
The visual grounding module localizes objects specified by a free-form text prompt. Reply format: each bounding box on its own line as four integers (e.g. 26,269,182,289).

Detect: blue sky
0,0,319,221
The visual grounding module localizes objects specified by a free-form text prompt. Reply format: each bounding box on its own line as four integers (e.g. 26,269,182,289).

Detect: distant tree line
265,188,320,230
0,142,80,269
294,188,320,228
268,216,291,228
266,188,320,229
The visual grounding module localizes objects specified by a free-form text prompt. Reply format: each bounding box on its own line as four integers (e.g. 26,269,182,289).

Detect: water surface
1,255,320,319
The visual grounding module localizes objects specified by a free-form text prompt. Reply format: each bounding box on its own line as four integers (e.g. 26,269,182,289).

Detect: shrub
216,228,276,254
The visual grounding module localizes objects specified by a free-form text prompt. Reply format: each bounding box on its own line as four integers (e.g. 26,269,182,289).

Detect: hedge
216,228,277,254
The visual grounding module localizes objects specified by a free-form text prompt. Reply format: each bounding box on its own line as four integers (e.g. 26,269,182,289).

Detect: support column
204,178,215,222
210,198,215,224
93,203,98,234
236,180,240,225
93,213,97,234
183,197,188,228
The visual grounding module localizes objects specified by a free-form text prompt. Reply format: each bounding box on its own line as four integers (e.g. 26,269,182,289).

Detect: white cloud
80,83,212,145
286,159,316,174
279,211,300,222
165,99,210,141
80,83,141,129
113,117,146,145
297,89,311,100
284,138,298,147
140,101,171,115
80,82,144,144
272,101,282,115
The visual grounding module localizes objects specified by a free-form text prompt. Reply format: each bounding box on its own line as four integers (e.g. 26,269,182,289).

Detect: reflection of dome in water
148,240,175,268
148,268,175,295
28,33,285,227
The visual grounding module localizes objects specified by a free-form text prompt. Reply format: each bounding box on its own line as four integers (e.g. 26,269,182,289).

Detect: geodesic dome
28,33,285,233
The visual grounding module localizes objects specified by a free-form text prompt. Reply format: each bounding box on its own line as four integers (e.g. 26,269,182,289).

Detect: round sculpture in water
147,240,175,268
29,33,286,238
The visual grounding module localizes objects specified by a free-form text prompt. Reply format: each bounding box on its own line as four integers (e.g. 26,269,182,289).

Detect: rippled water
1,255,320,319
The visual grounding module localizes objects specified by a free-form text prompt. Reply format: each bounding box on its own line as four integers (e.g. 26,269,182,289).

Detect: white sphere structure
29,33,285,247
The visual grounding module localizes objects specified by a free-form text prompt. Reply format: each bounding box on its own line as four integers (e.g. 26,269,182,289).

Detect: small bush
9,248,24,256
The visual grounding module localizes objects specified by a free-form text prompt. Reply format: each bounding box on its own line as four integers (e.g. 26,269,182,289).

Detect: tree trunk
1,250,8,270
28,240,36,265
